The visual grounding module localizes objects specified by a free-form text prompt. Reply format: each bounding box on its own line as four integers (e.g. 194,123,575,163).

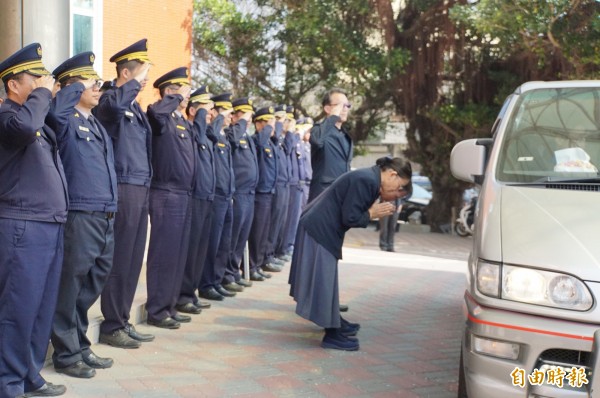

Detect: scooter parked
454,196,476,237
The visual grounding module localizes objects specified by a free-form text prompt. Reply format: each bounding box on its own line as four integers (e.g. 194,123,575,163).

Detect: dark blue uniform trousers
267,184,289,262
199,195,232,291
224,193,255,284
146,189,192,322
101,184,149,335
281,184,303,254
178,198,213,305
0,220,63,398
301,181,310,209
51,212,114,368
248,193,273,273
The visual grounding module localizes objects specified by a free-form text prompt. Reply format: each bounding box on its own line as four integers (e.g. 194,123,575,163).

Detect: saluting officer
263,105,290,273
280,108,304,259
198,93,236,301
247,106,277,281
176,86,215,314
49,52,117,379
308,88,353,202
145,67,195,329
221,97,257,291
297,117,314,207
0,43,68,398
96,39,155,348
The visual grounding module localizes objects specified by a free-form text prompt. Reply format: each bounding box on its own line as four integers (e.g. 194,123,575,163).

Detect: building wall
102,0,193,109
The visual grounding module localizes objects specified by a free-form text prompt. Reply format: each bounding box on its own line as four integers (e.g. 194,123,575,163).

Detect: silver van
451,81,600,398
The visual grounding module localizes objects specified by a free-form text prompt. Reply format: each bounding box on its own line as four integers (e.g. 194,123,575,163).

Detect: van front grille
539,349,590,367
545,183,600,192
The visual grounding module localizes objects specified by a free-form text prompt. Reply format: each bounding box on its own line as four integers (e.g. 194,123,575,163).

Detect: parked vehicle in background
398,184,431,225
412,173,432,191
451,81,600,398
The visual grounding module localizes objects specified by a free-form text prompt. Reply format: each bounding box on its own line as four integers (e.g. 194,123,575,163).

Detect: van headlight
476,261,593,311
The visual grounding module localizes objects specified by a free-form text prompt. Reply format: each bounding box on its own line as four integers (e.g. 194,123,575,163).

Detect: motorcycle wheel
455,222,470,237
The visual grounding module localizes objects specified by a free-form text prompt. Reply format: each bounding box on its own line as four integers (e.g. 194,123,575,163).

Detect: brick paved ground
41,229,471,398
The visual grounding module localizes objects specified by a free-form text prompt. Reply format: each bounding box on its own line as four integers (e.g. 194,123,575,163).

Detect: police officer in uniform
145,67,195,329
48,52,117,379
221,97,257,291
247,106,277,281
308,88,353,202
176,86,215,314
296,117,313,207
0,43,68,397
198,93,236,300
96,39,155,348
280,108,304,259
263,105,290,273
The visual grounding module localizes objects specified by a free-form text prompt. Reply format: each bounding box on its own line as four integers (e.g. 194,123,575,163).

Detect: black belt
79,210,115,220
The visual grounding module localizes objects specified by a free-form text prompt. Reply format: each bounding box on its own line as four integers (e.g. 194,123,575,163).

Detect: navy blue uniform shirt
285,132,300,186
297,139,311,182
192,108,215,201
50,83,117,212
253,124,278,194
94,79,152,186
227,119,259,194
272,121,289,185
0,88,68,222
207,114,235,198
309,115,353,192
300,166,380,259
147,94,196,193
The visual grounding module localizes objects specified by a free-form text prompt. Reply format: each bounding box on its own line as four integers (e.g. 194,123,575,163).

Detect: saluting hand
34,75,56,92
134,62,151,83
241,111,253,122
178,85,192,99
368,202,396,220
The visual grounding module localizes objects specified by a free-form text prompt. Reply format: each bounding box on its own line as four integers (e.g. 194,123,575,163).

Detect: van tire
458,350,469,398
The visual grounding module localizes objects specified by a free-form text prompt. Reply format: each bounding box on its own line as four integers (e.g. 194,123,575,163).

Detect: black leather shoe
195,300,211,309
172,313,191,323
236,278,253,287
249,271,265,281
223,282,244,292
262,263,282,273
82,351,113,369
215,284,236,297
147,317,181,329
24,382,67,397
55,361,96,379
198,287,225,301
270,257,285,265
339,304,349,312
257,269,272,279
99,329,141,348
176,302,202,314
125,323,155,342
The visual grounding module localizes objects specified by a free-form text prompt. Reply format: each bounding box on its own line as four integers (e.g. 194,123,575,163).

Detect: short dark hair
116,60,142,78
322,87,347,107
186,101,200,118
376,156,413,195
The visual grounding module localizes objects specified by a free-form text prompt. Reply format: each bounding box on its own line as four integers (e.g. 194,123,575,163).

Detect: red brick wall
102,0,193,110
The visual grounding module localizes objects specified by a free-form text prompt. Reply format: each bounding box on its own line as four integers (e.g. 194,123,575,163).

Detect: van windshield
497,87,600,183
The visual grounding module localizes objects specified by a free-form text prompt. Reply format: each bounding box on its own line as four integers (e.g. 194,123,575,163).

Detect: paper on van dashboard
553,147,598,172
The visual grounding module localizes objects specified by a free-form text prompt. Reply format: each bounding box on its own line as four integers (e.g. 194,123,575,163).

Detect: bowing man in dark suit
49,52,118,379
145,67,196,329
308,88,353,202
289,157,412,351
0,43,68,397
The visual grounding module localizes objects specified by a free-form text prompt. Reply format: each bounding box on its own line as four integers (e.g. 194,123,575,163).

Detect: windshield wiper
534,176,600,184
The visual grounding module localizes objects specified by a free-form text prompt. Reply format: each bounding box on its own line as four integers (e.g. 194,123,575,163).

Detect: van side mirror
450,138,492,184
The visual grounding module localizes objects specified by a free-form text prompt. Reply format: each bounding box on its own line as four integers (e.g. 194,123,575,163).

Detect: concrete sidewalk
41,229,469,398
